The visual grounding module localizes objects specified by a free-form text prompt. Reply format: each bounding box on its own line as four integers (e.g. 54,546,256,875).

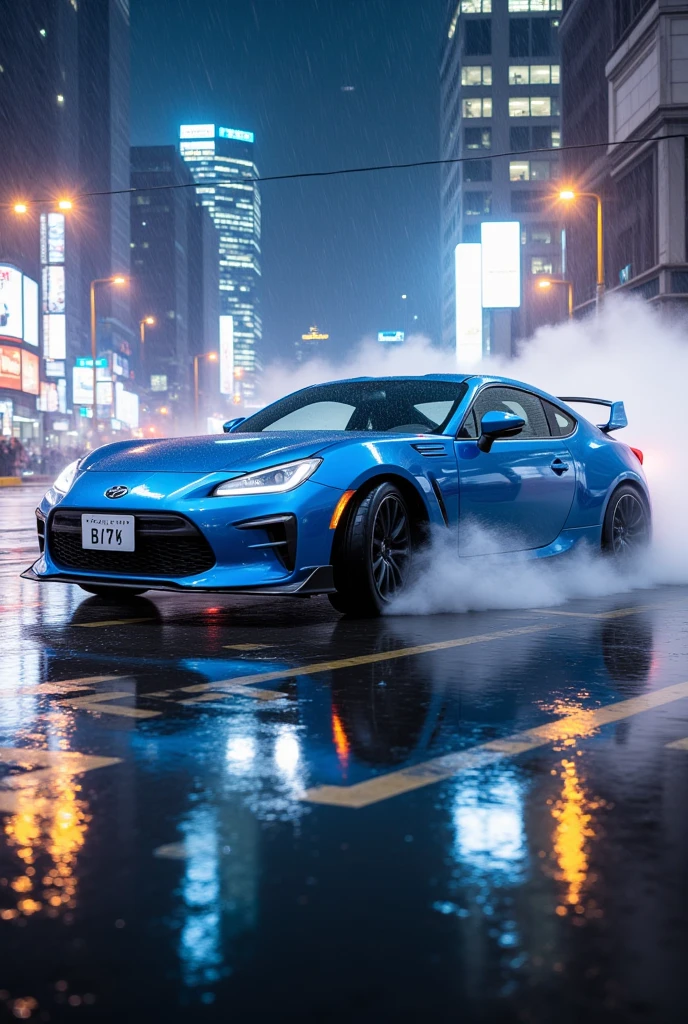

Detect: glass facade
180,129,262,401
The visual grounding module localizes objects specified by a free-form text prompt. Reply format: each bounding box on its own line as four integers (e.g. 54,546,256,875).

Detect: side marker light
330,490,356,530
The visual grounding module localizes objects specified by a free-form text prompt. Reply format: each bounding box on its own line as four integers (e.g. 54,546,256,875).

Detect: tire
79,585,148,600
602,485,650,558
329,482,413,617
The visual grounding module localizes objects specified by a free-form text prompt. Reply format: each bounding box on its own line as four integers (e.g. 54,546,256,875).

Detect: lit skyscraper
180,124,261,403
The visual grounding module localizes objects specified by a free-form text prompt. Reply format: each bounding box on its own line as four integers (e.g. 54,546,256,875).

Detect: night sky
130,0,445,363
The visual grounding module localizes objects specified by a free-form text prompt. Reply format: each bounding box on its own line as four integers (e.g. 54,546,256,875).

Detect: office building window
465,126,492,149
463,191,492,215
509,96,554,117
551,129,561,147
531,257,553,275
510,126,530,150
510,160,558,182
510,18,559,57
462,65,493,86
509,0,561,10
510,160,530,181
509,64,560,85
463,97,493,117
464,19,492,55
464,158,492,182
462,0,492,10
531,225,553,244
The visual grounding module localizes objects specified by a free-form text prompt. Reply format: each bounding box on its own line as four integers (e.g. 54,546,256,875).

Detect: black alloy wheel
602,485,650,558
329,481,414,617
371,493,411,601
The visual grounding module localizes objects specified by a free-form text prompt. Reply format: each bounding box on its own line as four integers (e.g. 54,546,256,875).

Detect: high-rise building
179,124,262,405
295,326,330,364
560,0,688,312
131,145,219,429
0,0,131,443
440,0,564,359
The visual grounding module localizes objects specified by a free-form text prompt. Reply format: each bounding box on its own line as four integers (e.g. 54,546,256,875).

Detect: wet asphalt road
1,485,688,1023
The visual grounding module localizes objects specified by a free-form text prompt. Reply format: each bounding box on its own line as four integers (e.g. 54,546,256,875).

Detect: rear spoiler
557,397,628,433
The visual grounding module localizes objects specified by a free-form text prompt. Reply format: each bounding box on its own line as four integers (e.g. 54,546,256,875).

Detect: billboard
73,365,110,405
150,374,168,392
180,124,215,139
481,222,521,309
45,359,65,378
22,276,39,346
43,314,66,360
38,381,59,413
218,126,254,143
21,350,39,395
116,382,139,429
0,266,23,341
219,315,234,395
0,344,21,390
455,243,483,366
42,265,66,314
41,213,65,265
378,331,405,343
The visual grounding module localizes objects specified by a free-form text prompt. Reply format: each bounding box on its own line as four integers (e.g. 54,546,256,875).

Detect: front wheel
79,585,148,600
602,485,650,558
329,482,413,617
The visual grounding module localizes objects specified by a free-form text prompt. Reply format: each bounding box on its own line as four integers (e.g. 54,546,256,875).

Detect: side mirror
477,410,526,452
222,417,246,433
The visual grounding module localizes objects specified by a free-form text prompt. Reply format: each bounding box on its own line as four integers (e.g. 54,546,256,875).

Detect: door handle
550,458,569,475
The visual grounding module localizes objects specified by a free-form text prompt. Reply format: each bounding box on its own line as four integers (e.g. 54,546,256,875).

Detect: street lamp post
558,189,604,313
90,276,126,442
139,316,155,381
193,352,218,433
536,277,574,320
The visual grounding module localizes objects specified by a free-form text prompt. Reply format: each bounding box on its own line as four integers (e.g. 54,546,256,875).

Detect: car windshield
236,380,468,434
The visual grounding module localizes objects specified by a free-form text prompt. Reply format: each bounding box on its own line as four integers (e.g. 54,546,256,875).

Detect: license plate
81,514,135,552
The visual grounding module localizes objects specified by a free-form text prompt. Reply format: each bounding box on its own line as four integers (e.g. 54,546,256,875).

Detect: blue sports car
23,375,650,616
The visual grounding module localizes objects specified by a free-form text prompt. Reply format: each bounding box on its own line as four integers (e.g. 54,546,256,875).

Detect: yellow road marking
666,737,688,751
153,842,189,860
13,675,128,697
224,643,274,651
0,747,122,814
181,624,559,698
72,617,156,628
304,680,688,809
531,605,656,620
59,691,161,719
181,685,288,705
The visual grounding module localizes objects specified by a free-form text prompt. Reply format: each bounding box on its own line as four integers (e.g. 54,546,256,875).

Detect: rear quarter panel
562,419,649,529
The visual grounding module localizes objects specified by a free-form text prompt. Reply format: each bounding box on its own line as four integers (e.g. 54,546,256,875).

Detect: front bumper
23,471,343,595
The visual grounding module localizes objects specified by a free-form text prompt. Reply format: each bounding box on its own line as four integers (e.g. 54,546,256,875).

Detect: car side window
542,399,576,438
470,386,551,439
457,408,478,439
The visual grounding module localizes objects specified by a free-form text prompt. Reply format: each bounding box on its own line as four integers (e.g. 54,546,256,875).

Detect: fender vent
411,442,449,458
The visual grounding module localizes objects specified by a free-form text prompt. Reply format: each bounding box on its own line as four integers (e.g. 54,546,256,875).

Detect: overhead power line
5,131,684,208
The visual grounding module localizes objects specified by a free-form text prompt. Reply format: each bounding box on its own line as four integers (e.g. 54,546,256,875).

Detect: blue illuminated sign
218,127,255,143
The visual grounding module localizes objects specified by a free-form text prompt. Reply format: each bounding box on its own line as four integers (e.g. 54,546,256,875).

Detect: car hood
82,432,352,475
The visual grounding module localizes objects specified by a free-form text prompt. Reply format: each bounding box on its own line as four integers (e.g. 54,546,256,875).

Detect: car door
455,385,576,554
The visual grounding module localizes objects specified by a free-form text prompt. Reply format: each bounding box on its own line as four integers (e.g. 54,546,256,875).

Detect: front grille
48,509,216,578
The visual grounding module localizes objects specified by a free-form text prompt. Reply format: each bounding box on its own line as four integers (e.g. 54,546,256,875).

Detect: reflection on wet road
1,486,688,1022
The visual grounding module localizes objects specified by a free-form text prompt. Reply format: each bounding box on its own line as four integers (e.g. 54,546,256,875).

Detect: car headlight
213,458,321,497
52,459,81,495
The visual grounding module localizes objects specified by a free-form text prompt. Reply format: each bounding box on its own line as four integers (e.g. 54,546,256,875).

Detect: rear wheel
602,485,650,558
329,482,413,617
79,585,148,600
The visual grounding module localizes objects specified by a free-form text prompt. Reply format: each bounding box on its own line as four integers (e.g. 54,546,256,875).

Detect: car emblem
105,485,128,500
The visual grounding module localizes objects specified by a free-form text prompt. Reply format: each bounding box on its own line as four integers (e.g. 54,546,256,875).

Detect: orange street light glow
13,203,28,215
112,276,127,285
208,352,218,362
144,316,155,325
559,190,576,201
58,199,73,211
537,278,553,289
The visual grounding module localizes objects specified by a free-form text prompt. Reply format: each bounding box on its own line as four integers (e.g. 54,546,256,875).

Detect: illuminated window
56,94,65,104
509,97,553,117
529,160,551,180
531,97,552,116
509,65,529,85
462,97,492,118
509,65,560,85
551,129,561,147
462,0,492,11
462,65,492,86
531,257,553,275
510,160,530,181
509,98,530,117
509,0,561,9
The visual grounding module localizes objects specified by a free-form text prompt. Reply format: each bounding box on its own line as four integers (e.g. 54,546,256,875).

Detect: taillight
630,447,644,465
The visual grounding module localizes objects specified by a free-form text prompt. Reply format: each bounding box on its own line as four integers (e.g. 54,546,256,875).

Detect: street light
139,316,155,380
58,198,73,211
536,277,574,320
90,276,127,441
13,202,28,215
558,189,604,312
193,352,218,432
